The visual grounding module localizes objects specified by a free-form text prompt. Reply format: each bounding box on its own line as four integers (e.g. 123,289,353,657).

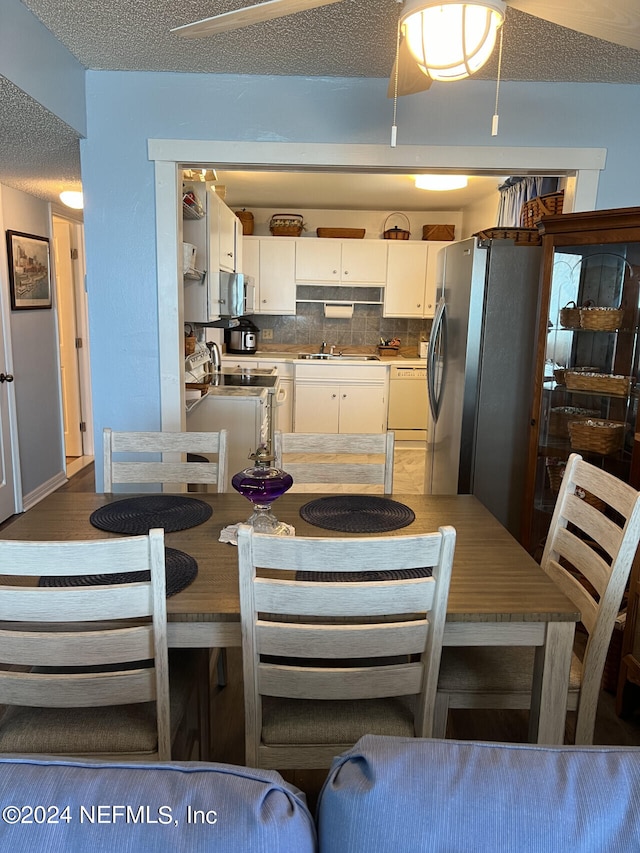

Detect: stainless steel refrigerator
425,236,543,540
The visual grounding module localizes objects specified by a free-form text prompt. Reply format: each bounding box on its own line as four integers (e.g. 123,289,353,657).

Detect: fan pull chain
491,24,504,136
391,20,401,147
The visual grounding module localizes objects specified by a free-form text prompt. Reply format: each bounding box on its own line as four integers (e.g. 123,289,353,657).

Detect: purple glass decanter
231,445,293,534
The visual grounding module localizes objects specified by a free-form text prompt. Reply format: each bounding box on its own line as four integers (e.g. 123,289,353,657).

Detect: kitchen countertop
223,351,427,366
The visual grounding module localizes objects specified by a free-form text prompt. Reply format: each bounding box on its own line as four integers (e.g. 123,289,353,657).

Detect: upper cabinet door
383,242,428,317
341,241,387,283
295,239,341,282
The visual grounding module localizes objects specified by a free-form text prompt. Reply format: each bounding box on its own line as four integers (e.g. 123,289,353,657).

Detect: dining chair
273,430,395,493
237,523,456,769
0,529,201,761
103,428,228,492
433,453,640,745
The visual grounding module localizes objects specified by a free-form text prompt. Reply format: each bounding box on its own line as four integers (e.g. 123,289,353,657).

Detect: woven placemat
90,495,212,535
39,547,197,598
299,495,415,533
297,566,431,582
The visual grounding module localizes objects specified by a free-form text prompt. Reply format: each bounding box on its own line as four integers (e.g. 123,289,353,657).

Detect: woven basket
423,224,455,241
270,213,304,237
559,301,581,329
317,228,365,239
520,190,564,228
549,407,599,437
579,307,624,331
565,371,632,397
568,420,625,455
383,213,411,240
234,209,254,235
545,458,607,511
377,345,400,357
475,227,541,246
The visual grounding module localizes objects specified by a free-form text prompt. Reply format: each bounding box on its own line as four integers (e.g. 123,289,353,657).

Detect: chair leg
216,648,228,688
198,649,211,761
432,693,449,738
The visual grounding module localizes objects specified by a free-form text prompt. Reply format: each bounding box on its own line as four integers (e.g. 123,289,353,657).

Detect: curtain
496,177,558,228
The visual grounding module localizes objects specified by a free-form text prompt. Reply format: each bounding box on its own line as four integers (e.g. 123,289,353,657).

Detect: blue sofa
2,736,640,852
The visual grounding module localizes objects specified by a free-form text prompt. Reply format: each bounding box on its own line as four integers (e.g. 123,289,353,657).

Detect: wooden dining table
0,490,579,745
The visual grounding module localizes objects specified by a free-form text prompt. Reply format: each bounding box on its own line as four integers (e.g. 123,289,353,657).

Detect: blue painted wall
80,71,640,488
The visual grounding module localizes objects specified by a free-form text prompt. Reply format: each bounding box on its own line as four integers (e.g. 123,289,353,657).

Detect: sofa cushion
0,757,316,852
317,734,640,853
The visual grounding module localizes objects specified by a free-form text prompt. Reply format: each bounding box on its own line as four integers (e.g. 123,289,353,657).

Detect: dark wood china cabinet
521,207,640,557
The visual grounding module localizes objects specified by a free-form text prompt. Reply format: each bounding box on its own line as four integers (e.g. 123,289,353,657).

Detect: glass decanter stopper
231,445,293,534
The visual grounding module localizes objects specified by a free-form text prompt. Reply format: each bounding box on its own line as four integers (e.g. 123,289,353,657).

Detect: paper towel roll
324,303,354,319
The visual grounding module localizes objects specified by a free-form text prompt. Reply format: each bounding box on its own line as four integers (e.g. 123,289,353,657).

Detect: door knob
0,373,14,383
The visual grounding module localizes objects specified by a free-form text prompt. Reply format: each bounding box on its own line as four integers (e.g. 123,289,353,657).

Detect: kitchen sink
297,353,380,361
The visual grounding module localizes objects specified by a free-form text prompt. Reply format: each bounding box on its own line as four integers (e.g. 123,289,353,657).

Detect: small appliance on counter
225,318,259,354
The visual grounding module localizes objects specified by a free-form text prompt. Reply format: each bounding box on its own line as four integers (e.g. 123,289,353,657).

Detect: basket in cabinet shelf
553,366,598,385
545,458,607,511
549,406,599,437
579,306,625,331
559,302,581,329
568,419,626,455
383,213,411,240
564,371,633,397
474,227,541,246
317,228,365,239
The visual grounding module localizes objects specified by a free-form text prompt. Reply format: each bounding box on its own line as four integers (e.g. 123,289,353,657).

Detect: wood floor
4,454,640,806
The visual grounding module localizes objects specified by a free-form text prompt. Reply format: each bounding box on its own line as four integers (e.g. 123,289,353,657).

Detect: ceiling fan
171,0,640,96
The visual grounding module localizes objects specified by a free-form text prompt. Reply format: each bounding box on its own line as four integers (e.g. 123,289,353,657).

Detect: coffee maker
225,318,258,354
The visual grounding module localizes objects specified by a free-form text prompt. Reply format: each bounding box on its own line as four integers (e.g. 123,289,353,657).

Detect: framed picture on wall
6,230,52,310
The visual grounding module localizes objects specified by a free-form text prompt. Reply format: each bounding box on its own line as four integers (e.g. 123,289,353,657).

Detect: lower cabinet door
338,385,386,433
294,383,340,432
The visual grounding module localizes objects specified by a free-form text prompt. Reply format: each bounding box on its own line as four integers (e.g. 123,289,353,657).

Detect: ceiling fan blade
387,36,433,97
172,0,343,38
507,0,640,51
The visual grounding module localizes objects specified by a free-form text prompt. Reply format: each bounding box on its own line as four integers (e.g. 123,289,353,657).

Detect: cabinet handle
342,393,347,398
0,373,14,383
343,270,349,276
332,394,337,398
262,299,267,303
333,269,338,275
417,303,421,308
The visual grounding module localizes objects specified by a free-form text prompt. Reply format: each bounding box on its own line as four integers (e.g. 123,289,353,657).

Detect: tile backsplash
247,286,431,348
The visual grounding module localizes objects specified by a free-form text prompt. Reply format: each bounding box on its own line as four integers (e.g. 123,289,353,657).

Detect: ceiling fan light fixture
400,0,505,83
59,190,84,209
415,174,468,190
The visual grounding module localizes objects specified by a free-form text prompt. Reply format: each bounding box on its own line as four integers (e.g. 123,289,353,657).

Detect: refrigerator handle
427,296,448,423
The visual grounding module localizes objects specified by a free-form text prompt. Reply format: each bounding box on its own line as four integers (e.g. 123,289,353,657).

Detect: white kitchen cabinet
294,363,388,434
244,236,296,315
383,240,448,318
295,239,387,284
215,194,239,273
183,182,222,324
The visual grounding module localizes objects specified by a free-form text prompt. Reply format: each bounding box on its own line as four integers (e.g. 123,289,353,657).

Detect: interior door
53,218,83,457
0,267,17,522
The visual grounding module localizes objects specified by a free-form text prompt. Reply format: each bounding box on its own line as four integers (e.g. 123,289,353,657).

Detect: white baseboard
21,472,68,511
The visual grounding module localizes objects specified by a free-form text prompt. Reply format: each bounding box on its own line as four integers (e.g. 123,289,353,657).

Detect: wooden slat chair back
273,431,395,494
237,523,456,769
434,454,640,745
103,428,228,492
0,529,181,761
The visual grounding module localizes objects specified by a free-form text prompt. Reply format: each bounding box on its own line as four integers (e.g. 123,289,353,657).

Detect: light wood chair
434,453,640,745
273,431,395,493
0,529,201,761
237,523,456,769
103,428,228,492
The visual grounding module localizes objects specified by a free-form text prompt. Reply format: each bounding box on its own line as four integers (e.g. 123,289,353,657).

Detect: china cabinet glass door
524,210,640,556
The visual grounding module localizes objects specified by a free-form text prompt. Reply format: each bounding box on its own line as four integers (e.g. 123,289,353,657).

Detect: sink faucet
206,341,221,373
320,341,327,353
329,344,336,355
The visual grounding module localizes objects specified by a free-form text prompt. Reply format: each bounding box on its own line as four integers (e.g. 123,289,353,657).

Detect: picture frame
6,230,52,310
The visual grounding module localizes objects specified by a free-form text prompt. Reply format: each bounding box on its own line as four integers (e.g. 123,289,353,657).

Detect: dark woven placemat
90,495,212,535
297,566,431,582
39,547,197,598
299,495,415,533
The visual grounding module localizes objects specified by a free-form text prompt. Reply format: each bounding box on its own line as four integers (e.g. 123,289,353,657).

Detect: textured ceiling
3,1,640,207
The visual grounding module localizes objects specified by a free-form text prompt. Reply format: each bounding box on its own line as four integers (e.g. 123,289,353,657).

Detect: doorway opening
52,214,94,478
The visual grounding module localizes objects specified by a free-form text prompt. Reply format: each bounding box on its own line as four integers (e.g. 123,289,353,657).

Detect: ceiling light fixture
415,175,468,191
400,0,505,83
59,190,84,209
